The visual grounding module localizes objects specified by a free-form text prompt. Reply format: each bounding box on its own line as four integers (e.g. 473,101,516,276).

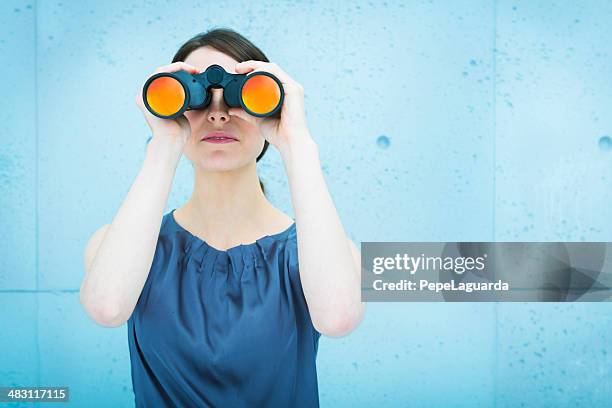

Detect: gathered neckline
168,208,296,254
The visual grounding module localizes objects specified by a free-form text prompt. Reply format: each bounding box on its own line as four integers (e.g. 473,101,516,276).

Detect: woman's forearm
281,132,364,337
80,136,183,327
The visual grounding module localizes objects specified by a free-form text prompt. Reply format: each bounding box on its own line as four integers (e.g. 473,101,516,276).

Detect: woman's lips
203,137,237,144
201,132,238,144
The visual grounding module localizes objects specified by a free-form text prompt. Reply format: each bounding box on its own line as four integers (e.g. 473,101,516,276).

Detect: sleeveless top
127,209,322,407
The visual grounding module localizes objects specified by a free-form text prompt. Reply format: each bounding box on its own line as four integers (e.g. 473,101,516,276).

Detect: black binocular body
142,64,284,120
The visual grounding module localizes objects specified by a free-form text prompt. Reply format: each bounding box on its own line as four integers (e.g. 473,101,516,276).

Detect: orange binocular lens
144,76,187,117
241,74,282,116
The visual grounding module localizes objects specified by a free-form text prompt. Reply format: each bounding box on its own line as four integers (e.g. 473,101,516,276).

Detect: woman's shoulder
267,209,295,236
160,210,180,235
268,212,297,247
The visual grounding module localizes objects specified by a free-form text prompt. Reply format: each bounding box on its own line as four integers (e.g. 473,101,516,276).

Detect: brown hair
172,27,270,195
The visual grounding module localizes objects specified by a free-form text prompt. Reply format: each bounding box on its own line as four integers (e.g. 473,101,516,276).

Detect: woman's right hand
135,61,200,146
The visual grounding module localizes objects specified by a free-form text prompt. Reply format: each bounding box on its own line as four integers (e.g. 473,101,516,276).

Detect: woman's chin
195,156,249,172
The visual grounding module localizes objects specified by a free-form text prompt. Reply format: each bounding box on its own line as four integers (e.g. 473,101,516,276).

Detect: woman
80,28,365,407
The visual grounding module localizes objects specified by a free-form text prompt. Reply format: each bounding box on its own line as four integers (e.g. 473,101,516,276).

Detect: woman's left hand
228,60,311,156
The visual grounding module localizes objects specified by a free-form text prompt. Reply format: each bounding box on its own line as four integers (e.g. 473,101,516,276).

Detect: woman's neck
175,163,291,248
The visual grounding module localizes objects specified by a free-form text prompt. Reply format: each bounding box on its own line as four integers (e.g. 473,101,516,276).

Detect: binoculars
142,64,284,119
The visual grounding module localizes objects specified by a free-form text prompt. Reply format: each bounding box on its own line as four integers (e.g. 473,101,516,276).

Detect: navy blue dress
127,209,322,407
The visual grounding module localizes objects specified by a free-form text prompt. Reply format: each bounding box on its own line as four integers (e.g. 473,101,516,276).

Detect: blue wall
1,0,611,407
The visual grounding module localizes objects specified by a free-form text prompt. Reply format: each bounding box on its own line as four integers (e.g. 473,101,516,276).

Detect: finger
236,61,301,92
236,60,288,81
234,60,262,74
158,61,200,73
154,61,200,75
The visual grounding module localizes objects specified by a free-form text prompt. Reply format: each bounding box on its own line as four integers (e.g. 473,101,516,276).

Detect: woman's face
182,46,265,172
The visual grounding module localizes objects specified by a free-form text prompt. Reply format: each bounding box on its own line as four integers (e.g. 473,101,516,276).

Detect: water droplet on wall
598,135,611,151
376,135,390,149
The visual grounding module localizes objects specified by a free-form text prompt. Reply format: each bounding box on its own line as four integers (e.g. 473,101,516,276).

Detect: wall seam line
492,0,499,407
34,0,41,397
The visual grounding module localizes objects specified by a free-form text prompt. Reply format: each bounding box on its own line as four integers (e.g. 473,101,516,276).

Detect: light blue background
1,0,611,407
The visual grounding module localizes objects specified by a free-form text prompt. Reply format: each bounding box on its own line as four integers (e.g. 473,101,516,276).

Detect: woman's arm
80,62,198,328
80,136,183,327
282,132,366,338
231,60,366,338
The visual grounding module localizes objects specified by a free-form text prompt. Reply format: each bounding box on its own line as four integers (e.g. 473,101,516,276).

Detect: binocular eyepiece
142,64,285,119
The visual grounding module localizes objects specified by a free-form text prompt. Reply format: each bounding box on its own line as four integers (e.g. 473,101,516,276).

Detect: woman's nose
207,88,230,124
